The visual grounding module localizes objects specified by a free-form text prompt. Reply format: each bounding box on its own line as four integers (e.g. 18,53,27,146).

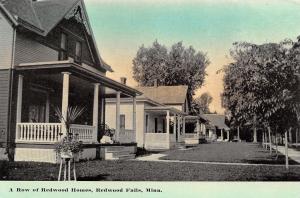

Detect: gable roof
136,85,188,105
1,0,113,72
2,0,43,30
204,114,230,130
33,0,80,35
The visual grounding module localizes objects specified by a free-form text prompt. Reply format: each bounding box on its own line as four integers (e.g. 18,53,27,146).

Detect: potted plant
54,106,85,159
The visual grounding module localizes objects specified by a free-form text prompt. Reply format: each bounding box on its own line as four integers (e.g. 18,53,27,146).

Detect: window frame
59,32,68,61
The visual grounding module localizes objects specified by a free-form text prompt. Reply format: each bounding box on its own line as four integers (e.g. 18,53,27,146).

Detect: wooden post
182,116,186,138
173,115,177,135
16,74,23,123
61,72,71,136
285,129,289,170
115,91,121,142
93,83,100,142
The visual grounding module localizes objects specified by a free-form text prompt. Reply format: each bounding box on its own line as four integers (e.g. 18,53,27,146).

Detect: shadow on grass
241,155,299,165
78,174,110,181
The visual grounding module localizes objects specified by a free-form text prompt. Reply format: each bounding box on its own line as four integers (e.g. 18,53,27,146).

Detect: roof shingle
136,85,188,104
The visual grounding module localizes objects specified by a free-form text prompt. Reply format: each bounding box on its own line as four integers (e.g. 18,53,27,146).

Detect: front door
27,90,47,123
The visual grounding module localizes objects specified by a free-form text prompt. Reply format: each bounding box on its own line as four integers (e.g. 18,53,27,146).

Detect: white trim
16,74,23,123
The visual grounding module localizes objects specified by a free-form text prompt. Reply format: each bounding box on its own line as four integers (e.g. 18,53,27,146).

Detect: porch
184,115,207,145
13,60,141,162
144,107,187,150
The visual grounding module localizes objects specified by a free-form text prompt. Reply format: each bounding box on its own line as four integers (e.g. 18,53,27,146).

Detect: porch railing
16,123,97,144
16,123,62,143
185,133,199,139
69,124,97,143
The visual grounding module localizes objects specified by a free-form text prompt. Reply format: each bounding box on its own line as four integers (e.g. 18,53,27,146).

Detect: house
0,0,141,162
203,114,230,141
105,82,188,150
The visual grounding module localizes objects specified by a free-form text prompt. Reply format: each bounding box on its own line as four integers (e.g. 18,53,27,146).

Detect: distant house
204,114,230,141
105,83,188,150
0,0,141,162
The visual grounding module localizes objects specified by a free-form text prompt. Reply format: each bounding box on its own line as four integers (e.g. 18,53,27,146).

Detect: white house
204,114,230,142
105,83,189,150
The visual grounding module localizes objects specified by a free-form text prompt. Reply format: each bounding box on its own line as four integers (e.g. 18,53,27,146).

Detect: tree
192,92,213,114
222,41,298,142
133,40,209,104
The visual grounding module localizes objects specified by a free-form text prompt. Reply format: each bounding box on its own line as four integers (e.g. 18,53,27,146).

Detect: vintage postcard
0,0,299,197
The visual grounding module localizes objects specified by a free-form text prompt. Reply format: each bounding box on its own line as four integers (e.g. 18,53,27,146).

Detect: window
120,114,125,130
155,118,158,133
59,33,68,60
75,41,82,63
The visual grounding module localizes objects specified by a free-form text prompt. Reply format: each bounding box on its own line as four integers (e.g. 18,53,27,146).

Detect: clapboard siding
14,33,59,65
0,70,10,145
0,11,13,69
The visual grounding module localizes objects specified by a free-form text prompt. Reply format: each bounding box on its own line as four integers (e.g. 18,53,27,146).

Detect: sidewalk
272,145,300,163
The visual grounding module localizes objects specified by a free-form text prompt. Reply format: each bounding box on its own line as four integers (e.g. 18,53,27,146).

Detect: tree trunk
262,130,265,148
237,126,240,142
275,133,278,160
253,127,257,143
268,127,272,155
296,128,299,148
285,129,289,170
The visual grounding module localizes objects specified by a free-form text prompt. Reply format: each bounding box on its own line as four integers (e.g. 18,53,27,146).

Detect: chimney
153,79,158,87
120,77,127,85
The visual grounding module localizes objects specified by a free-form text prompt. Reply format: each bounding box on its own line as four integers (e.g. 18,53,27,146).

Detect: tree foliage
222,39,299,132
191,92,213,114
133,40,210,101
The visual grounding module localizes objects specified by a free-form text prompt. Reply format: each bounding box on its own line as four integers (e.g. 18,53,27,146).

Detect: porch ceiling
15,60,142,97
145,106,186,116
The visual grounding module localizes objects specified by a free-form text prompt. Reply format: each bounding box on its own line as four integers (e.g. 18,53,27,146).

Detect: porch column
115,91,121,141
16,74,23,123
227,130,230,141
182,116,186,138
132,96,136,137
166,110,170,148
93,83,100,142
61,72,71,135
177,116,181,137
173,115,177,134
196,119,200,136
220,129,224,140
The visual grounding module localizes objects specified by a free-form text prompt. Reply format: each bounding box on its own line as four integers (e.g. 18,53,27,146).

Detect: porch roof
15,60,142,97
144,106,187,116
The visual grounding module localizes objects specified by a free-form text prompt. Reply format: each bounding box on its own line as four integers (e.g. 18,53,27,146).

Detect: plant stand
58,155,77,181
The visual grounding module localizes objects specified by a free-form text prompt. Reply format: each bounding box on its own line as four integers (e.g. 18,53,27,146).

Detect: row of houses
0,0,230,163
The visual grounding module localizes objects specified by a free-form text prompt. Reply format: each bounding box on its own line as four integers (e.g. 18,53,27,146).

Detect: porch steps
175,142,186,150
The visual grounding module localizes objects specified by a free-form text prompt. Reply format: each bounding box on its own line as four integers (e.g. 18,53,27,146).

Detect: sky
84,0,300,113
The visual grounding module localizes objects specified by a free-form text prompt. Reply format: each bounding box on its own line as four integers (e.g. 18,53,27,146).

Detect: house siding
0,11,14,69
14,33,59,65
0,70,10,146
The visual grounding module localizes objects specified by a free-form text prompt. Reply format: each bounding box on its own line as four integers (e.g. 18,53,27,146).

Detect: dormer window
59,33,68,60
75,41,82,64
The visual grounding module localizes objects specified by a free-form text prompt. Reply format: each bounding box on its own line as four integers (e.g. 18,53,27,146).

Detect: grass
161,142,299,165
0,159,300,181
1,142,299,181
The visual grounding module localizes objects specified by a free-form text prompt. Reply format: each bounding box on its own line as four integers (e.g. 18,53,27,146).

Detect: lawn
1,159,300,181
161,142,299,165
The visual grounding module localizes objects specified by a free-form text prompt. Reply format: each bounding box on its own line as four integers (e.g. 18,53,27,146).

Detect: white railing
16,123,97,144
185,133,199,139
16,123,62,143
118,129,136,143
69,124,97,143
